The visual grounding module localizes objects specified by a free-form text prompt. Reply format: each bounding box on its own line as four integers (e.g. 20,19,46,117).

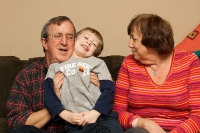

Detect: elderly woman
113,14,200,133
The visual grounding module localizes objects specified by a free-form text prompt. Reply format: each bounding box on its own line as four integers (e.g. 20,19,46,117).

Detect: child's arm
93,80,115,115
59,110,83,125
78,110,100,126
53,72,64,100
91,59,115,116
77,80,114,126
44,78,66,121
91,60,115,115
45,71,101,124
45,77,84,125
77,60,115,126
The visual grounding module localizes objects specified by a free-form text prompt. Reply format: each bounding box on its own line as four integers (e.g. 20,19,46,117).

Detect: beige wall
1,0,200,60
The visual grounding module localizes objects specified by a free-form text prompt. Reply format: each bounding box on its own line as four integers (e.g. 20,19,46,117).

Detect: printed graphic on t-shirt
59,62,93,76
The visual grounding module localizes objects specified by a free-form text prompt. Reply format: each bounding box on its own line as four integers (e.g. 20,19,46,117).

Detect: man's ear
41,38,48,51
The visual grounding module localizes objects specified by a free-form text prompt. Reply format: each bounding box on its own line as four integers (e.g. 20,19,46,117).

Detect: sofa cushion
0,118,7,133
99,55,124,81
23,57,43,68
0,56,24,118
175,24,200,51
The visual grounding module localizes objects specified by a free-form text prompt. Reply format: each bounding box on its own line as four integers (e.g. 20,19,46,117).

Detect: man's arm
25,108,51,129
45,77,84,125
6,69,52,130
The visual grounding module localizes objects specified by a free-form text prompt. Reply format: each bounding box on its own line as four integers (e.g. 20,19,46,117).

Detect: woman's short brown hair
128,14,174,55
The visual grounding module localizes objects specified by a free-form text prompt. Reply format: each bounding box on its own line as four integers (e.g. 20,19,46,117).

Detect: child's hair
77,27,104,57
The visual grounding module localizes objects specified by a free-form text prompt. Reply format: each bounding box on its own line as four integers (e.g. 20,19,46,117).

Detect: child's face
73,31,100,58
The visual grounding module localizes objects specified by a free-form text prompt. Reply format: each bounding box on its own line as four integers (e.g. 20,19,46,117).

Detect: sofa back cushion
0,56,25,117
0,55,124,118
99,55,124,81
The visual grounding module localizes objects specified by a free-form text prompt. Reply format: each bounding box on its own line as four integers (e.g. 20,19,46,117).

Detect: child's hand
78,110,101,126
59,110,83,125
53,72,64,99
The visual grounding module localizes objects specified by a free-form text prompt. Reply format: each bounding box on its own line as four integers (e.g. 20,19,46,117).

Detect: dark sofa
0,55,125,133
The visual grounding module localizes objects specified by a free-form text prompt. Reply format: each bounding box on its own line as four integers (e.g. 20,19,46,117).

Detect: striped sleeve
113,57,140,130
170,53,200,133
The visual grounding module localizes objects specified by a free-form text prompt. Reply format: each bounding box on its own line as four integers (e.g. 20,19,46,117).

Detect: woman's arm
137,118,166,133
170,54,200,133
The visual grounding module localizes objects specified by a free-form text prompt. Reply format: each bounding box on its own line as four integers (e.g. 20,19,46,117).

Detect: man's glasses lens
48,33,74,41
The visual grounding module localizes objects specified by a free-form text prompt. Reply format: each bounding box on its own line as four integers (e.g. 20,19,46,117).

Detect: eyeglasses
48,33,74,41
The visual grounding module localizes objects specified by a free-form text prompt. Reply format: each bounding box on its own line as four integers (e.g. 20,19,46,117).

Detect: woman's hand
90,73,100,88
53,72,64,99
137,118,166,133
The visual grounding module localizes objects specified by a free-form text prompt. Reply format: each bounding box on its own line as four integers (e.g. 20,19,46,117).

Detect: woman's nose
128,39,134,48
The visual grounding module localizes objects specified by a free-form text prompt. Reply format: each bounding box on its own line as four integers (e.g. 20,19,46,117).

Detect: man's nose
60,35,67,45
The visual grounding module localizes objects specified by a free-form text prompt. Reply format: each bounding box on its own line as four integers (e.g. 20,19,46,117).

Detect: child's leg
82,123,110,133
124,127,150,133
64,123,82,133
96,111,124,133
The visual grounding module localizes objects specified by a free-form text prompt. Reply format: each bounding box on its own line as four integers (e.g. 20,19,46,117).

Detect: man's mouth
59,48,67,52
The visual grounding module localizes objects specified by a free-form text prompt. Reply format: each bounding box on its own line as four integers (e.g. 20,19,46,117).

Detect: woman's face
128,28,149,61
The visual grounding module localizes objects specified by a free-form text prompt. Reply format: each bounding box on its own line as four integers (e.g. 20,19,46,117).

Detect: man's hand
53,72,64,99
78,110,101,126
90,73,100,88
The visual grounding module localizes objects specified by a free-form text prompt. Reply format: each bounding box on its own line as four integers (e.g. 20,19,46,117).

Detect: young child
44,27,123,133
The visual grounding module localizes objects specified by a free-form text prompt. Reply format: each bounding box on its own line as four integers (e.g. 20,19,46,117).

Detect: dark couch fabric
0,55,124,133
